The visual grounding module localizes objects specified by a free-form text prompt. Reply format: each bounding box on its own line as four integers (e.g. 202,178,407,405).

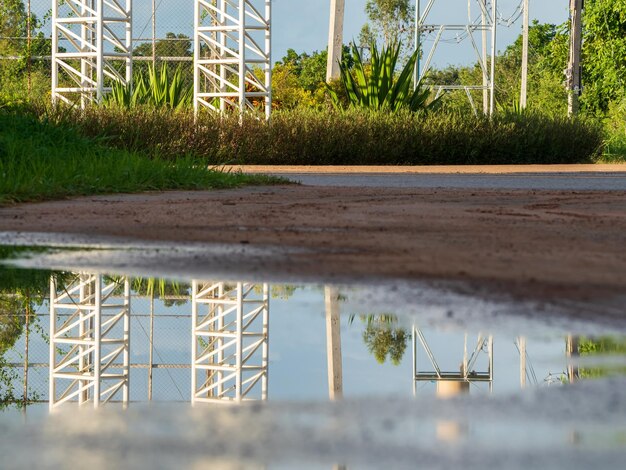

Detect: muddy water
1,245,625,469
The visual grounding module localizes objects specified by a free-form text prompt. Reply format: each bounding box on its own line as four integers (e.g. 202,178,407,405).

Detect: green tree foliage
580,0,626,114
356,314,408,365
431,21,569,116
126,277,189,308
360,0,414,49
0,248,52,408
133,32,192,59
272,47,352,109
576,335,626,379
432,2,626,125
0,0,27,56
0,0,51,101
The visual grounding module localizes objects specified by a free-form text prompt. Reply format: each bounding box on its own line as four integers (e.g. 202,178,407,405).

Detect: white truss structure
194,0,272,118
49,274,131,409
412,327,493,395
52,0,132,107
191,281,269,403
415,0,497,116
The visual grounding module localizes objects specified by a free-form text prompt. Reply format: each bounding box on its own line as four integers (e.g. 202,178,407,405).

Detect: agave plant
102,63,192,109
329,41,436,113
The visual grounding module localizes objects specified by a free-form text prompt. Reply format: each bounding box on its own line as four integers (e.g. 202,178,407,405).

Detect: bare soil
1,185,625,306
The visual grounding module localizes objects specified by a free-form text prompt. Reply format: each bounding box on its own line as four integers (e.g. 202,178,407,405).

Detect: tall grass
41,104,604,165
0,105,280,204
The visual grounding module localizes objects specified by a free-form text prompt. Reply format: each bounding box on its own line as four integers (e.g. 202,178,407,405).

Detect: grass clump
47,105,604,166
0,104,281,204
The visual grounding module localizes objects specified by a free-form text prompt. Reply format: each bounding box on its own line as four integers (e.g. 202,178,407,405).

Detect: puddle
1,244,625,469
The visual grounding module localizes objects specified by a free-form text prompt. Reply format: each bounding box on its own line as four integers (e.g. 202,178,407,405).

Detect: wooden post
520,0,529,109
326,0,345,82
567,0,583,116
325,286,343,400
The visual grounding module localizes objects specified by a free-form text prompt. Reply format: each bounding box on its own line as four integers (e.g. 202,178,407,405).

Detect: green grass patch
44,105,604,166
0,104,282,204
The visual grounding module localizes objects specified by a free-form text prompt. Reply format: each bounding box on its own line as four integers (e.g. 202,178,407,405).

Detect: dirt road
1,184,625,307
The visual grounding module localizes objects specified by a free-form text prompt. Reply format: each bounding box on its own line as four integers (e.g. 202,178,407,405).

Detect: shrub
37,104,603,165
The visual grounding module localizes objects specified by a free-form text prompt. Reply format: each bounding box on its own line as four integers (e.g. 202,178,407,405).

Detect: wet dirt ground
2,168,626,469
1,183,625,318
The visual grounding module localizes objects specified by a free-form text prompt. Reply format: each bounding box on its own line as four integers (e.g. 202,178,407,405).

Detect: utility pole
567,0,583,116
325,286,343,400
481,0,489,114
414,0,421,89
27,0,31,97
152,0,157,67
326,0,345,82
520,0,529,109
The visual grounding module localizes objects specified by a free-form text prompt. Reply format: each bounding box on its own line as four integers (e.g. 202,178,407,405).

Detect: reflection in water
412,328,493,397
191,281,269,403
49,274,130,409
436,419,468,443
1,269,626,412
325,286,343,400
351,314,408,365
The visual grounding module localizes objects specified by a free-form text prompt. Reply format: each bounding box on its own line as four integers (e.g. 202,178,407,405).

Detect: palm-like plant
330,41,436,113
103,63,192,109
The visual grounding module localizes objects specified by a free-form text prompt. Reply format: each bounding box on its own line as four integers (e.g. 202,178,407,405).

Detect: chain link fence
1,291,197,408
0,1,197,98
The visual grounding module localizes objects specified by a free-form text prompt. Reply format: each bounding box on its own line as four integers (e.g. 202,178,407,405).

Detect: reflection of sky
4,283,575,406
29,0,569,66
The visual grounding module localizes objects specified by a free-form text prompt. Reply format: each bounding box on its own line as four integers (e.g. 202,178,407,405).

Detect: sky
33,0,571,68
270,0,570,66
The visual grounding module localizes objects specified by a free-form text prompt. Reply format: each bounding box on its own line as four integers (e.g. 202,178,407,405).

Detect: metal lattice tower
412,327,493,396
191,281,269,403
49,274,131,409
51,0,132,107
415,0,497,116
194,0,272,118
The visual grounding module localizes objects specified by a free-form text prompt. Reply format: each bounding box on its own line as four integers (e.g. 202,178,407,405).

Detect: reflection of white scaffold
412,327,493,396
49,274,131,409
191,282,269,403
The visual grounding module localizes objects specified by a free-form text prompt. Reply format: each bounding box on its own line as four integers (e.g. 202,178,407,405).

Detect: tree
133,32,192,59
360,315,408,365
0,1,52,101
360,0,414,50
272,48,352,109
0,0,27,55
580,0,626,114
352,314,408,365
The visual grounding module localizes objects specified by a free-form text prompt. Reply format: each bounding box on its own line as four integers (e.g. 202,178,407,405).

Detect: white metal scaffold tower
415,0,497,116
194,0,272,118
49,274,131,409
412,327,493,396
191,281,269,403
51,0,132,107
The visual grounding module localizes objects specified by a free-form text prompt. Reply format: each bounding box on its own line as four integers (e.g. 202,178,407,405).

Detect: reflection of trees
130,278,190,308
0,248,54,408
0,293,25,408
576,336,626,379
352,314,408,365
